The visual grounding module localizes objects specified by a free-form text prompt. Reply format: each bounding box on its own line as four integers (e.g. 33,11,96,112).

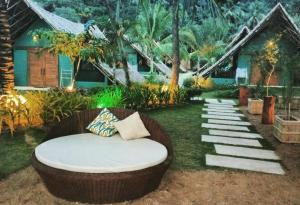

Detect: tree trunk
0,2,14,94
122,56,131,87
170,0,180,87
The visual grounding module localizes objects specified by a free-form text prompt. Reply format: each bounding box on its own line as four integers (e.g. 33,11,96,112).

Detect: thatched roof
93,62,145,85
198,3,300,77
5,0,105,40
225,26,250,50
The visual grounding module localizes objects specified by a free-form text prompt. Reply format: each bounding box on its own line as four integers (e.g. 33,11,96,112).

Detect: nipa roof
198,3,300,77
6,0,105,40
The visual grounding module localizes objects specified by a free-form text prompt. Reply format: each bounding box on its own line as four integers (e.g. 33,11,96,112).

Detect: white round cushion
35,133,168,173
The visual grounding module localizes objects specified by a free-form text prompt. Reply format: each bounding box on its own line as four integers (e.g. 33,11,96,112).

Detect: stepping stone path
202,123,250,132
203,108,237,113
202,114,242,121
220,99,237,105
208,119,251,126
214,144,280,160
202,135,262,147
206,155,285,175
201,98,285,175
206,112,245,117
209,130,262,139
204,103,235,108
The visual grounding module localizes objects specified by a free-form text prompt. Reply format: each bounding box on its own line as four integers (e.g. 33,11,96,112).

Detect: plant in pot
273,54,300,143
248,83,264,115
259,36,281,124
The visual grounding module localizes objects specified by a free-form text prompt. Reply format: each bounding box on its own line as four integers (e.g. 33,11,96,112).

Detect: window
75,61,105,82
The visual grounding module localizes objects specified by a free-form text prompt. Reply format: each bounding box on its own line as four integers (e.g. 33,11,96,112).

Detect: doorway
28,48,58,87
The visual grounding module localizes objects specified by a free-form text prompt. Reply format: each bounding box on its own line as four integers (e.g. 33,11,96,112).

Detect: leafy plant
41,89,91,124
258,35,281,96
91,87,123,108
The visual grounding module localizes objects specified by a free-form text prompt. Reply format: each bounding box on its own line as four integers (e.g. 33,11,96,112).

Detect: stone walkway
201,98,285,175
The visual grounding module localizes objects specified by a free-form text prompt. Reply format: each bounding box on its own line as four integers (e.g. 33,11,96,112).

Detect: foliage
144,72,164,84
185,88,203,99
91,87,123,108
183,77,194,88
280,52,300,118
258,35,281,96
183,76,214,89
249,83,264,99
41,89,91,124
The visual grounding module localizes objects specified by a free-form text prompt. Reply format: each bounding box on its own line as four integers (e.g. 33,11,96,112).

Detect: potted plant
259,36,281,124
273,54,300,143
248,83,263,115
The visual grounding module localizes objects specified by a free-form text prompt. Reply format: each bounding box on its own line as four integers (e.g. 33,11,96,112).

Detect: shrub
91,87,123,108
41,89,91,124
193,76,214,89
185,88,203,99
183,77,193,88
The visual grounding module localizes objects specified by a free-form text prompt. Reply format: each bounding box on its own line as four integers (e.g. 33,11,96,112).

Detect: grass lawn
0,128,45,179
0,102,273,179
145,103,215,170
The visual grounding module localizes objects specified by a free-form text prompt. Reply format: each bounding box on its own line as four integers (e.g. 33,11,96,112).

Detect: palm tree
170,0,180,86
103,0,132,86
0,1,14,94
128,0,171,73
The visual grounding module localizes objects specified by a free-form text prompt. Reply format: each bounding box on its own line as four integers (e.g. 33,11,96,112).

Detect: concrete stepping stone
205,103,234,108
202,114,241,121
205,98,219,103
207,112,244,117
208,119,251,126
221,99,237,105
203,108,237,113
202,123,250,132
209,130,262,139
214,144,280,160
202,135,262,147
191,97,202,101
205,106,239,111
206,154,285,175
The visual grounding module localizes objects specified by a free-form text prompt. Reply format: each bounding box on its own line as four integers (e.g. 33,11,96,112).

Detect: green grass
144,103,215,170
0,128,45,179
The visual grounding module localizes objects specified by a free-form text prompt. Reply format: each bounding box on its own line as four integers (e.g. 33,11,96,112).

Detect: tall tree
128,0,171,73
103,0,132,86
170,0,180,86
0,2,14,94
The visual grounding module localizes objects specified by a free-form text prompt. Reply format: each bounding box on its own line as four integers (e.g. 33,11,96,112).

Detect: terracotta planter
273,115,300,143
239,86,249,106
262,96,276,124
248,98,263,115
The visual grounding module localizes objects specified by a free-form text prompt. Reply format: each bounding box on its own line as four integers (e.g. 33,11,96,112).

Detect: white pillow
113,112,151,140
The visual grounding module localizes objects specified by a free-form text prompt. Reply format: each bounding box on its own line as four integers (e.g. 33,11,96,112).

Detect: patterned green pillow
86,108,119,137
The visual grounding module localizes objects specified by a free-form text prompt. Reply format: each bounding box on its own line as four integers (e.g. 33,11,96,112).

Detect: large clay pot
262,96,276,124
239,86,249,106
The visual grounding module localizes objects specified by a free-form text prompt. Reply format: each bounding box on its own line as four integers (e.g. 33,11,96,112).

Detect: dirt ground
0,107,300,205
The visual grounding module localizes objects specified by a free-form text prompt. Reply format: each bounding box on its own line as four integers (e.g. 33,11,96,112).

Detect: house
198,3,300,86
6,0,171,89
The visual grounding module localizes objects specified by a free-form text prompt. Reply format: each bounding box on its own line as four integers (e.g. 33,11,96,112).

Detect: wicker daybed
32,108,173,204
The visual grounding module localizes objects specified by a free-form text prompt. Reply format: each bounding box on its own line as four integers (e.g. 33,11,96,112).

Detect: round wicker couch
32,108,173,204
